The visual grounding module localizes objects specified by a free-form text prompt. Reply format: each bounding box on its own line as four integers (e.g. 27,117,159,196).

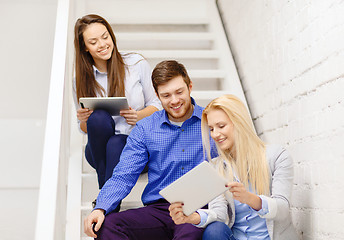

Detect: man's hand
168,202,201,225
84,209,105,238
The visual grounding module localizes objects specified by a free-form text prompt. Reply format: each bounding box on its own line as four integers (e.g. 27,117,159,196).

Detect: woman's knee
106,134,128,149
87,109,113,131
203,221,232,240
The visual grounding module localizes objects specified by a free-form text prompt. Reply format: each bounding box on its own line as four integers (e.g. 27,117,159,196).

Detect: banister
35,0,71,239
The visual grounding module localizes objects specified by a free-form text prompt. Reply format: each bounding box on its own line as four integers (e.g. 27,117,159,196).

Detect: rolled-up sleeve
195,194,229,228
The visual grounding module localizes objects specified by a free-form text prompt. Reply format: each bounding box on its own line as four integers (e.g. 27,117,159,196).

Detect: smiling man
84,60,215,240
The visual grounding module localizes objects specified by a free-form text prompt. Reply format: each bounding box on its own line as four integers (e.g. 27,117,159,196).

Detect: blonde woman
169,95,298,239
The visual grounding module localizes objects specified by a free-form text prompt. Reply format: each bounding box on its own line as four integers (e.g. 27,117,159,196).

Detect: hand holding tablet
159,161,228,216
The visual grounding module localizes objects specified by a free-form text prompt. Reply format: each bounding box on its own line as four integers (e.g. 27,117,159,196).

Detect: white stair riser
147,58,219,70
118,40,213,51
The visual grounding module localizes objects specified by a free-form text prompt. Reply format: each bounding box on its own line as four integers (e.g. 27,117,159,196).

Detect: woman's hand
226,182,262,211
77,107,93,122
120,107,138,125
168,202,201,225
77,108,93,133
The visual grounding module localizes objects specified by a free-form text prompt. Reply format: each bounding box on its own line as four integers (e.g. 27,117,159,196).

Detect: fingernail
181,203,184,206
225,184,228,187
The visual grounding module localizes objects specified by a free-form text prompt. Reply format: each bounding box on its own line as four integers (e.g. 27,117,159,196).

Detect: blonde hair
201,95,270,195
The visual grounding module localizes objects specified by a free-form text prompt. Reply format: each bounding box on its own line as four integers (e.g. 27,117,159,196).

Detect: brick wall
218,0,344,239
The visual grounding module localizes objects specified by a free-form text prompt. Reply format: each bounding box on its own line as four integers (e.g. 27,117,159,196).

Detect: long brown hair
74,14,126,102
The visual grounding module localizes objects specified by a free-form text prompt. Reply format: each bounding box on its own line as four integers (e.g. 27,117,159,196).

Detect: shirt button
182,149,185,152
181,129,184,132
182,167,184,170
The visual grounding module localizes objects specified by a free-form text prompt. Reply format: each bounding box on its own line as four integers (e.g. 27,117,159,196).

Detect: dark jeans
202,221,236,240
96,201,204,240
85,110,128,189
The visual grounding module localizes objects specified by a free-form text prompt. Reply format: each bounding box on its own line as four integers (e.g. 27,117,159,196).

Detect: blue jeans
202,221,236,240
85,110,128,189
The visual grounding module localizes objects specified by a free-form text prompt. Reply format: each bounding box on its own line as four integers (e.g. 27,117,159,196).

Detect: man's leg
96,202,175,240
173,222,204,240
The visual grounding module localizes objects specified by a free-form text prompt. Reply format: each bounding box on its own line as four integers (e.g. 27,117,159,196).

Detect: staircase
65,0,246,239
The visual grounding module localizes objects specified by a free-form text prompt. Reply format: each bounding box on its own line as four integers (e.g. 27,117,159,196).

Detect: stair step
192,90,230,99
147,59,219,71
192,91,232,107
189,70,226,79
81,172,96,178
116,32,213,41
82,172,148,207
133,50,220,59
81,202,93,211
117,32,214,50
113,23,208,33
109,17,209,25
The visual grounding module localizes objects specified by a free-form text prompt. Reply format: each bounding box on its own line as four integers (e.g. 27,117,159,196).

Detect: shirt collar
159,97,203,126
92,65,107,76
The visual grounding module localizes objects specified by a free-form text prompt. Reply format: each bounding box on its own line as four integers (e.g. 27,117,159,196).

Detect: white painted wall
218,0,344,239
0,1,57,239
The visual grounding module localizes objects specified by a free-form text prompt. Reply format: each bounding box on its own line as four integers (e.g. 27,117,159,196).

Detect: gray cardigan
198,145,299,240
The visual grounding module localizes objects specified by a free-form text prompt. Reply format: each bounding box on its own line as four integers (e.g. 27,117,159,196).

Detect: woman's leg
85,109,115,189
202,221,236,240
105,134,128,182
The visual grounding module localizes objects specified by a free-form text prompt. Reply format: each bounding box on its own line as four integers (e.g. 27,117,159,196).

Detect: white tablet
79,97,129,116
159,161,228,216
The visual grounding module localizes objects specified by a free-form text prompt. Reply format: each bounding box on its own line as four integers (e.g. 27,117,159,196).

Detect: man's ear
189,81,193,92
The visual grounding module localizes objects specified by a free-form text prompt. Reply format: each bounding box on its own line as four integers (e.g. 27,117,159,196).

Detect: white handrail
35,0,70,239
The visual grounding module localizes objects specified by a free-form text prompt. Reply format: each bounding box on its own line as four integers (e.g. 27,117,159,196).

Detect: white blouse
73,53,162,135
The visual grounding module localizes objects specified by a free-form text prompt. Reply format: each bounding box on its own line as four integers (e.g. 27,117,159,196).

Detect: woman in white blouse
73,14,161,207
169,95,298,239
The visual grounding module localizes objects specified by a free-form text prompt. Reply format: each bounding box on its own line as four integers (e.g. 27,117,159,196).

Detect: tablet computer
159,161,228,216
79,97,129,116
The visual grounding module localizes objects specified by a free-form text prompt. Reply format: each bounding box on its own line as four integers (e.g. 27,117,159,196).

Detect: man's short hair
151,60,191,94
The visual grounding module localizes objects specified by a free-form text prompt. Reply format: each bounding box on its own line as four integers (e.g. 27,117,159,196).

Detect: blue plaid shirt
96,99,212,214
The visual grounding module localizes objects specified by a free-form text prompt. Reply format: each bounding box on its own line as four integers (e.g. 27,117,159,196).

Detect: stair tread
107,17,209,25
130,50,220,58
